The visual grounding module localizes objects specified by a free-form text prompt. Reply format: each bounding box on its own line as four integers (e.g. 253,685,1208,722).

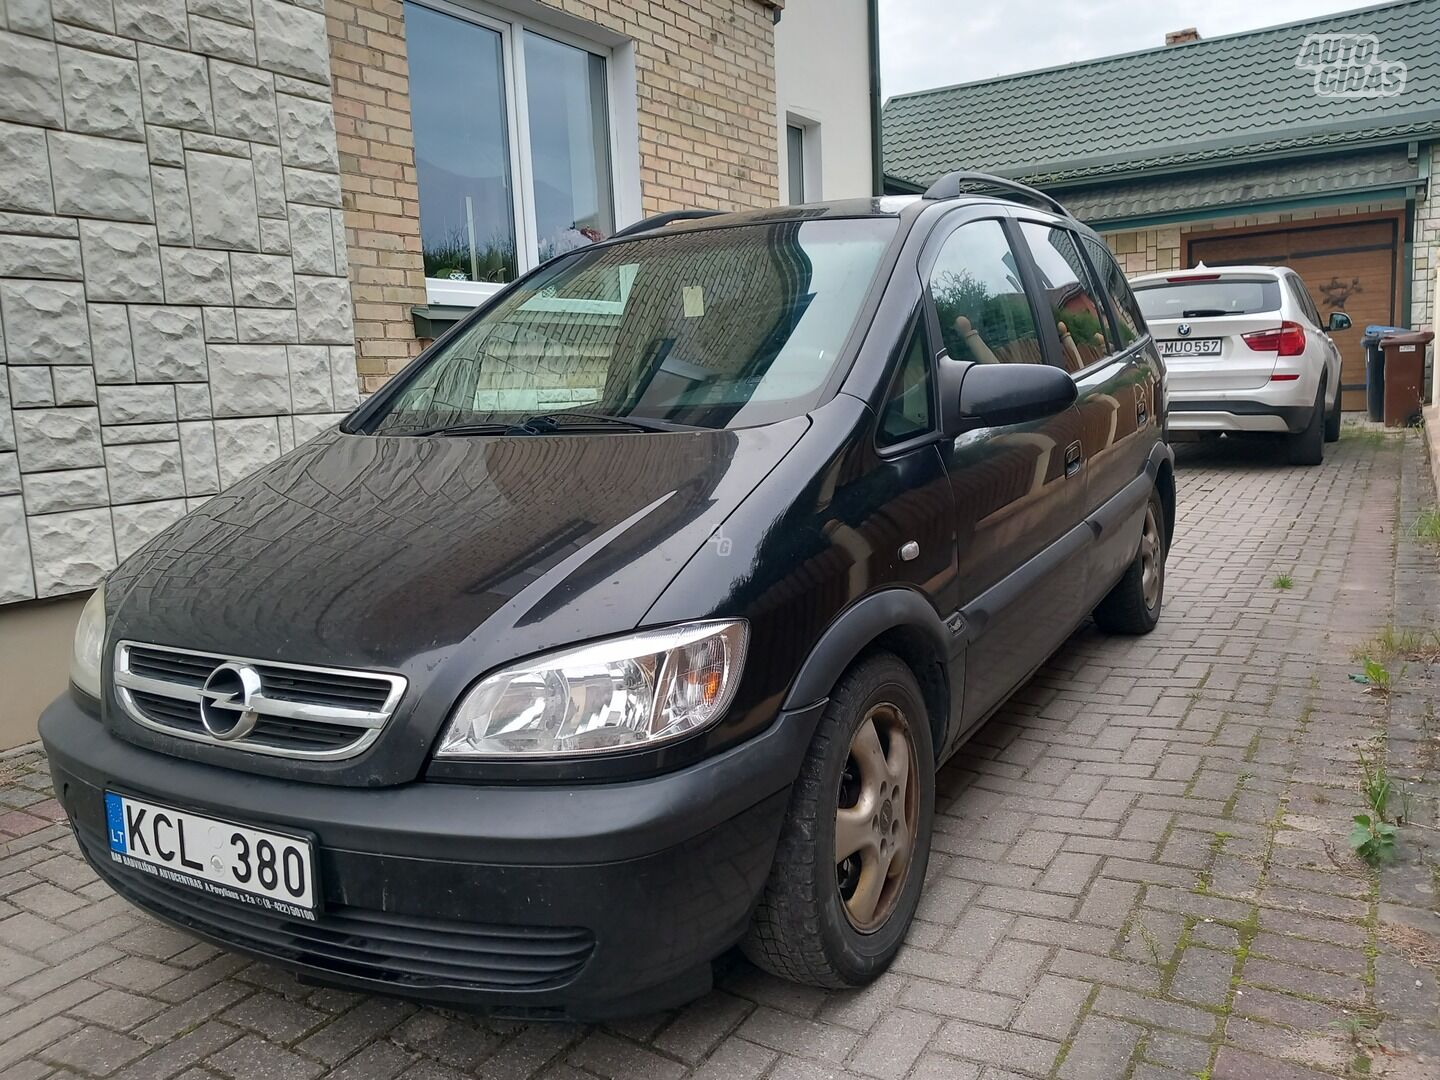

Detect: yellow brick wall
326,0,782,393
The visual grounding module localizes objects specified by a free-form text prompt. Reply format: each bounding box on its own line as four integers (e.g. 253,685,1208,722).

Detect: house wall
773,0,872,202
0,0,358,608
326,0,784,392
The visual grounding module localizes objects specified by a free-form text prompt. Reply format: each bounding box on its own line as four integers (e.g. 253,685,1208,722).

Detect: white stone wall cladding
0,0,358,605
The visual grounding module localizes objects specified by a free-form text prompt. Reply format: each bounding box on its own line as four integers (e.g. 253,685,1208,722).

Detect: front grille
76,826,594,992
114,641,405,761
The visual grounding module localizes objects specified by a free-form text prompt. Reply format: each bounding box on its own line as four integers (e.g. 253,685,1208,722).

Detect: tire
1287,383,1325,466
1092,488,1166,635
742,652,935,988
1323,379,1341,443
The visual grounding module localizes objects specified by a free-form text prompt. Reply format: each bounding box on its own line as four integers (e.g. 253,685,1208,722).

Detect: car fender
782,588,961,733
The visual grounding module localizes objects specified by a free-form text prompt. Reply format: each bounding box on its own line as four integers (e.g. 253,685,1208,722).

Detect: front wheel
742,653,935,987
1092,489,1166,635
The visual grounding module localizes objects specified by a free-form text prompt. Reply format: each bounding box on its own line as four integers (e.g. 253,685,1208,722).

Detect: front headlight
70,582,106,699
435,620,748,758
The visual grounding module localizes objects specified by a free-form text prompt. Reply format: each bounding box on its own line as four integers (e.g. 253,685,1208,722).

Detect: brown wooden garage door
1185,216,1402,411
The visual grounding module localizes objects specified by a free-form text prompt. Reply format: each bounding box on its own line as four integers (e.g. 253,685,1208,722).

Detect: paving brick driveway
3,426,1438,1080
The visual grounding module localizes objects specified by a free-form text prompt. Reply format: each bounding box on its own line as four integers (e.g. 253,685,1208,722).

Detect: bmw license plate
105,791,317,918
1158,338,1221,357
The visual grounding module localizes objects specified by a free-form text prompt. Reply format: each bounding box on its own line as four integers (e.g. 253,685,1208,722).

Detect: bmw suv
41,174,1174,1019
1131,265,1350,465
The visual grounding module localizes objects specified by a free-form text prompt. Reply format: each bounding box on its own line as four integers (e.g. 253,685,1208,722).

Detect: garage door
1186,217,1402,411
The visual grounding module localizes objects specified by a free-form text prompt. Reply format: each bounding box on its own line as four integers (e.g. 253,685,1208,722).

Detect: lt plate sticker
105,791,317,919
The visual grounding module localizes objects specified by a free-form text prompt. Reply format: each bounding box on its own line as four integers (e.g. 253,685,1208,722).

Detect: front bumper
41,692,818,1019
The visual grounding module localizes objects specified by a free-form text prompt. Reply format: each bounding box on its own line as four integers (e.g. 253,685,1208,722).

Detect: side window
1018,222,1113,373
1289,276,1322,327
1082,236,1146,346
878,323,934,446
928,220,1043,365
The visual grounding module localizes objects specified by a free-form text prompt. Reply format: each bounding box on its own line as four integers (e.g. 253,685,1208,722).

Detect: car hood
108,422,808,677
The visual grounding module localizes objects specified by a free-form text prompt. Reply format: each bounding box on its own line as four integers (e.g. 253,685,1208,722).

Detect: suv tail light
1242,321,1306,357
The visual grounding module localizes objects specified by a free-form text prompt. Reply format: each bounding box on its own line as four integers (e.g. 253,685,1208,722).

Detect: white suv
1130,265,1349,465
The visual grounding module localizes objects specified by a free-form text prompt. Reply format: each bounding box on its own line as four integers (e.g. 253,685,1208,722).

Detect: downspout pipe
867,0,883,196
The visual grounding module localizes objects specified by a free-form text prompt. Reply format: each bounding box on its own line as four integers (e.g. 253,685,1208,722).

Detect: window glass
787,125,806,204
366,219,897,433
1082,236,1146,346
524,32,615,261
1287,276,1323,327
878,325,933,445
1018,223,1112,372
928,220,1042,365
407,2,518,285
1133,279,1282,319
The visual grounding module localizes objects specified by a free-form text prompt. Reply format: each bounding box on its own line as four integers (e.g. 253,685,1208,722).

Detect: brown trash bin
1381,330,1434,427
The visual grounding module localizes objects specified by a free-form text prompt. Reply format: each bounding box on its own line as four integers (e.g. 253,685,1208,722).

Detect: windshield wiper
525,411,699,433
392,422,524,437
1180,309,1232,317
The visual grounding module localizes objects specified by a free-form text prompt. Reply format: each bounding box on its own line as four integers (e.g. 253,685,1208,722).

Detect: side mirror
956,363,1077,428
1327,312,1352,333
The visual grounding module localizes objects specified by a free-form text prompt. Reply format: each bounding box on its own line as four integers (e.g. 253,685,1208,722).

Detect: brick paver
3,426,1438,1079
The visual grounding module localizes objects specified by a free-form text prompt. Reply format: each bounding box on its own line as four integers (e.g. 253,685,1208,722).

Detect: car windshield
1133,278,1281,320
364,219,896,434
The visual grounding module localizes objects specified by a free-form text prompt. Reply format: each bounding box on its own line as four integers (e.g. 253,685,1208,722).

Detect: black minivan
41,174,1173,1019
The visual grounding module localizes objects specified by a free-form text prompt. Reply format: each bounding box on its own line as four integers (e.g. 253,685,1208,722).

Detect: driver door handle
1065,440,1083,477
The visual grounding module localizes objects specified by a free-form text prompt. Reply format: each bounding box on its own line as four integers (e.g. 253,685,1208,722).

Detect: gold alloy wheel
1140,504,1162,610
835,702,919,932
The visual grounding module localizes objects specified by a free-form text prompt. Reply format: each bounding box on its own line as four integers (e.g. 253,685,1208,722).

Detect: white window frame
783,111,823,205
413,0,642,307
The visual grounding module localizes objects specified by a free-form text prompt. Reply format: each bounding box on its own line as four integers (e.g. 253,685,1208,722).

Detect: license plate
105,792,317,918
1158,338,1221,356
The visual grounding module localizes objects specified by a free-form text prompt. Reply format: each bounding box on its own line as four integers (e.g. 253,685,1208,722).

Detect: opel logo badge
198,662,262,740
1177,323,1192,337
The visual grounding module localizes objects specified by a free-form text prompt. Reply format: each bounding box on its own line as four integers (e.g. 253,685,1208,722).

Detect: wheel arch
782,589,955,754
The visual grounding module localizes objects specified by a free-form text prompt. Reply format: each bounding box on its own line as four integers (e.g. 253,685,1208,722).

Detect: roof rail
611,209,727,239
922,171,1073,218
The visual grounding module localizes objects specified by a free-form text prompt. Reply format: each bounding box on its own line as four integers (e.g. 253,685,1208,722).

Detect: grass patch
1340,425,1393,446
1272,573,1294,590
1414,507,1440,543
1351,626,1440,663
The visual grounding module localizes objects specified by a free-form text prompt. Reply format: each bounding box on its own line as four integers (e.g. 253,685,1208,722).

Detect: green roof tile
882,0,1440,187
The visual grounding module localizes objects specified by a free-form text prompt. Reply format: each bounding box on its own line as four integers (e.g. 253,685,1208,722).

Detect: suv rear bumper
40,691,818,1019
1168,398,1315,434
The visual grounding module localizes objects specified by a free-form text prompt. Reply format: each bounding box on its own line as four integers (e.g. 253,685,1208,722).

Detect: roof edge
892,114,1440,189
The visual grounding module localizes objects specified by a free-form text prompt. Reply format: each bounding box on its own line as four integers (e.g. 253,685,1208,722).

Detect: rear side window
878,324,934,446
1287,276,1323,327
1133,278,1282,320
1082,236,1146,346
1017,222,1114,373
927,220,1043,365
